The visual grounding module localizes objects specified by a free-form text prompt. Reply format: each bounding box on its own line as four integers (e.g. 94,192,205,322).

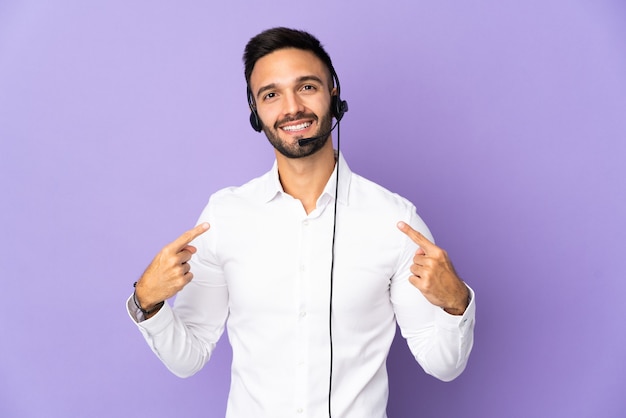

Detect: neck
276,141,336,214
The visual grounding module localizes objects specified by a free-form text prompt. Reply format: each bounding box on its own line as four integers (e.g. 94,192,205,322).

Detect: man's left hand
397,221,469,315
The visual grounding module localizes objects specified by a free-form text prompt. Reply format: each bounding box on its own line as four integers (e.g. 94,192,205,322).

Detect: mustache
274,112,318,129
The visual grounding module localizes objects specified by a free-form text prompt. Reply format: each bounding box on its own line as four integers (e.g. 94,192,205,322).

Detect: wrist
132,282,164,317
444,288,470,316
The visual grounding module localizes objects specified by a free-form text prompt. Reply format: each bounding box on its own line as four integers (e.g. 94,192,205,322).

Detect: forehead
249,48,331,92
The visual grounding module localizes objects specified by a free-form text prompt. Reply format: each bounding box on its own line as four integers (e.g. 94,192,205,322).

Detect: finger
397,221,436,251
412,255,426,269
181,262,191,275
177,246,196,263
168,223,210,253
183,245,198,254
410,259,430,277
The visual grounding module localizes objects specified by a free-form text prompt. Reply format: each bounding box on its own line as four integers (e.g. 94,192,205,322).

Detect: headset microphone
297,121,339,147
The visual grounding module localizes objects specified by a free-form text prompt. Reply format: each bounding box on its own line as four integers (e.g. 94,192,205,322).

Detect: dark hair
243,27,336,89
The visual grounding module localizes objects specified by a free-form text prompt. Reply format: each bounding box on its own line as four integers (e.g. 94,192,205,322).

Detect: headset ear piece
330,67,348,122
331,96,348,122
247,86,263,132
250,110,262,132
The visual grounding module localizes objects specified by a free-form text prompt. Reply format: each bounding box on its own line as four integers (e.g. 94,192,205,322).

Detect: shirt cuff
125,294,175,335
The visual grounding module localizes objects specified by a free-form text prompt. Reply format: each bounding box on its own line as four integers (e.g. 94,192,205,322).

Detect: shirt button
297,408,303,414
303,220,309,226
299,311,307,318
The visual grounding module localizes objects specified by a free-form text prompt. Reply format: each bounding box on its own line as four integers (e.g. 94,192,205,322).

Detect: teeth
282,122,311,132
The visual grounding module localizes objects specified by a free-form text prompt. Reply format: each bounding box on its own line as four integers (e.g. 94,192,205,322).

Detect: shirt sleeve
390,209,476,382
125,207,229,378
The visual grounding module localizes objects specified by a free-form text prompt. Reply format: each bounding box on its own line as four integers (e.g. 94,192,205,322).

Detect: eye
263,92,277,101
301,84,316,91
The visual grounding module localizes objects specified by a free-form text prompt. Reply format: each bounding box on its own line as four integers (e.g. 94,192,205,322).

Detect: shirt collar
261,151,352,206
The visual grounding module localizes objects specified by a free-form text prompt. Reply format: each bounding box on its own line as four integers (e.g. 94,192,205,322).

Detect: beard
261,110,333,159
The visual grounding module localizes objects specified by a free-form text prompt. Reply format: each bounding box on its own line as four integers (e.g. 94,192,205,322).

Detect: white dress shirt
128,152,475,418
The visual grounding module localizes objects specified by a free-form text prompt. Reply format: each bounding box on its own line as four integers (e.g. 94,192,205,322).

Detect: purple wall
1,1,625,417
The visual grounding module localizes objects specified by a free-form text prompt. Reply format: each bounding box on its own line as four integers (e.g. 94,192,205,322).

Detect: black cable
328,121,340,418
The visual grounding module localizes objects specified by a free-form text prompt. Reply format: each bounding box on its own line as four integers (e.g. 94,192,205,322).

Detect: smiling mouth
281,121,312,132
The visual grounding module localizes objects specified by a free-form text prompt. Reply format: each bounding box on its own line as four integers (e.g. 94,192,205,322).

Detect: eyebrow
255,75,325,101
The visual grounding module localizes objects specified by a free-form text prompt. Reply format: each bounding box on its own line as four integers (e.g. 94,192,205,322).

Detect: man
128,27,475,418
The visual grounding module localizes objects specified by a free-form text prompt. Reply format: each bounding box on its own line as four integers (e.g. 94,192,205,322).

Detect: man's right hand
134,223,210,316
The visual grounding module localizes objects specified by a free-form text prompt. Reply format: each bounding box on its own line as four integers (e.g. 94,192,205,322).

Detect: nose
282,91,305,118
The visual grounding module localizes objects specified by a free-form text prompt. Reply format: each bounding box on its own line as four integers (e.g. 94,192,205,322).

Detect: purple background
1,1,625,417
